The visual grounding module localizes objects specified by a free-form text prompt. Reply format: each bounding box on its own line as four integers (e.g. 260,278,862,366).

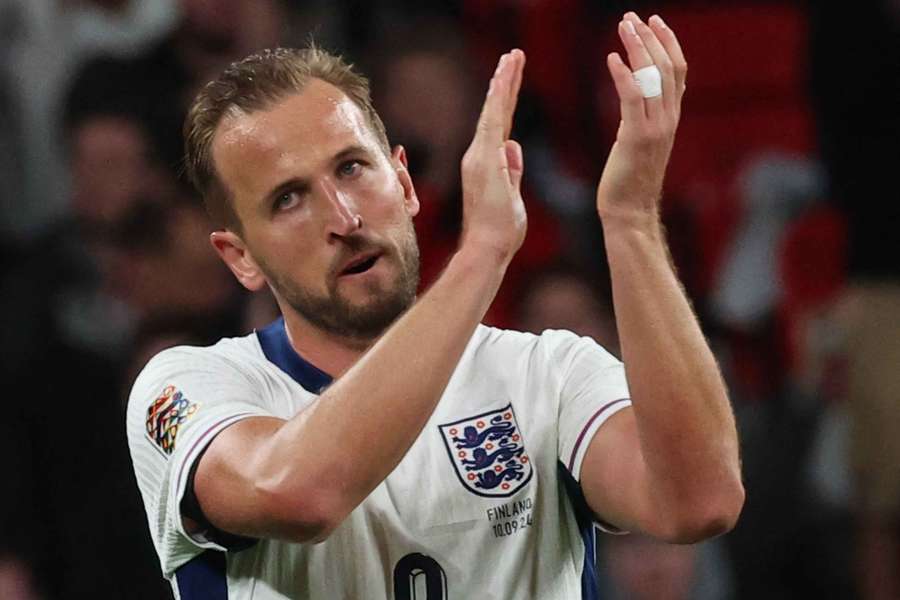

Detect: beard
263,224,420,343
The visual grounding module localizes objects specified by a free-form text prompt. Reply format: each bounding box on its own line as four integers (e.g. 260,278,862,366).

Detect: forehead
211,79,381,205
75,116,147,156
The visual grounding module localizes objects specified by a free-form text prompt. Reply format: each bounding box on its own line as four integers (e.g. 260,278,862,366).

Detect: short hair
184,46,391,230
64,56,152,144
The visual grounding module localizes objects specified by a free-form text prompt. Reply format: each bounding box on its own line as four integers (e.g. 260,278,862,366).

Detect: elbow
251,442,355,544
658,480,745,544
284,496,344,545
255,479,348,544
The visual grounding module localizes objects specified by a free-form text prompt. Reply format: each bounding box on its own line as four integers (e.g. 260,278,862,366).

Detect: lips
338,251,382,276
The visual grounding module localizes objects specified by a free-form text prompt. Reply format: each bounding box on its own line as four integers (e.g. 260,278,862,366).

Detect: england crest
439,403,533,498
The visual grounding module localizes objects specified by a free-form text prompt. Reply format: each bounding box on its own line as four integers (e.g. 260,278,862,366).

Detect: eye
273,190,302,212
338,159,363,178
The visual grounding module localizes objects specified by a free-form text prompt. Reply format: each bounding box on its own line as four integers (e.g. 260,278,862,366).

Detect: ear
391,145,419,218
209,230,267,292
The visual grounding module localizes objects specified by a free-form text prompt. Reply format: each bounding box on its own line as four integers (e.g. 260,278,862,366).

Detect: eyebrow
260,144,373,208
333,144,371,163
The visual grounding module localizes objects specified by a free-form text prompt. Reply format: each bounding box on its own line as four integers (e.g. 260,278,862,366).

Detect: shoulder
470,325,614,359
138,333,262,379
466,325,622,377
127,333,265,414
459,325,575,372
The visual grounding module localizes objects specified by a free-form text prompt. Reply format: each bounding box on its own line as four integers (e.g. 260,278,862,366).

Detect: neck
280,308,375,378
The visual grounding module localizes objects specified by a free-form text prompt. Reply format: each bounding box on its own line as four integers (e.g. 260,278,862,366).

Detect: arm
579,13,743,543
192,51,529,544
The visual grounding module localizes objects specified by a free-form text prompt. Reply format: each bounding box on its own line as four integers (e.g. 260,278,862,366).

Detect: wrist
599,208,664,241
601,213,672,263
457,230,518,271
453,241,510,278
434,246,507,317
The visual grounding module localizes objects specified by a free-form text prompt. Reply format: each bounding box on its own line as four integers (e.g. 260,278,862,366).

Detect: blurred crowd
0,0,897,598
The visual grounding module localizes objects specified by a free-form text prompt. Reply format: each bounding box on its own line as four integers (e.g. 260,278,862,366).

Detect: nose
318,177,361,239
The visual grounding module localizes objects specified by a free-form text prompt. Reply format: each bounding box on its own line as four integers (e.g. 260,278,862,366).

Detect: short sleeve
125,345,271,577
548,331,632,481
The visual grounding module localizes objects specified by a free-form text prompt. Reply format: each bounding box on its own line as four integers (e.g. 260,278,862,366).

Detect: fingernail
623,20,637,36
650,14,667,29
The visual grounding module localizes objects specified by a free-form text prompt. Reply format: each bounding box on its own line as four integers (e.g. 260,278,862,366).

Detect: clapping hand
459,50,528,264
597,13,687,227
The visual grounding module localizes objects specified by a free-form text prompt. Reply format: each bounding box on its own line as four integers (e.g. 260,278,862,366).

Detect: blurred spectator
2,57,171,373
709,154,826,402
372,19,478,215
711,155,825,334
0,53,241,598
707,155,856,599
842,285,900,600
1,56,242,369
516,262,618,355
601,534,734,600
0,0,179,237
125,0,286,173
810,2,900,598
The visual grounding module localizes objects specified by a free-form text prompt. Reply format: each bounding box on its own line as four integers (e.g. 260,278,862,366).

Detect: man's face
211,80,421,342
71,116,160,227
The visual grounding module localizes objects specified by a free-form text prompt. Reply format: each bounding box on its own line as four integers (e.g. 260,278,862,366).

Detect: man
128,12,744,599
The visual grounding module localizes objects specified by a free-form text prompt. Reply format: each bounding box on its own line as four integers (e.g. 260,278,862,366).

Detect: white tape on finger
633,65,662,99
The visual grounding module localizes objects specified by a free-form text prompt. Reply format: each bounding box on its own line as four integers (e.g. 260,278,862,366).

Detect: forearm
603,216,743,531
259,247,507,526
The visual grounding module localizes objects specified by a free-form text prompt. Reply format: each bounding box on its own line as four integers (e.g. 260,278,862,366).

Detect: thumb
504,140,523,191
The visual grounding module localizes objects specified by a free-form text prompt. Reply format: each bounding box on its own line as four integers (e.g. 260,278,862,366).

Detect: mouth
338,251,382,277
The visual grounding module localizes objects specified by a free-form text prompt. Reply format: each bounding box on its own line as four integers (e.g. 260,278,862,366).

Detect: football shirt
127,318,631,599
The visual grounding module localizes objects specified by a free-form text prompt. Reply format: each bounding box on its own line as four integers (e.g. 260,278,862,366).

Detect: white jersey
127,318,632,600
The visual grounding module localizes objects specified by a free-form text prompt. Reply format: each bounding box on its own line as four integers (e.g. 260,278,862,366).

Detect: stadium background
0,0,897,598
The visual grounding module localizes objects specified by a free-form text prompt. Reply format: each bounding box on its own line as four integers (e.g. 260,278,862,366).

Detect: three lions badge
439,404,532,497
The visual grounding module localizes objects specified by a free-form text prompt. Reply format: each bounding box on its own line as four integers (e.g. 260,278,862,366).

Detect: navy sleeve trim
176,550,228,600
559,461,601,600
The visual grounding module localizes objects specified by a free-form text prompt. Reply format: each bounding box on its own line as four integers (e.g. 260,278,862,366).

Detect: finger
617,18,654,119
503,49,526,139
630,18,676,114
476,53,513,146
606,52,646,125
618,17,653,71
648,14,687,101
504,139,523,191
621,14,663,119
